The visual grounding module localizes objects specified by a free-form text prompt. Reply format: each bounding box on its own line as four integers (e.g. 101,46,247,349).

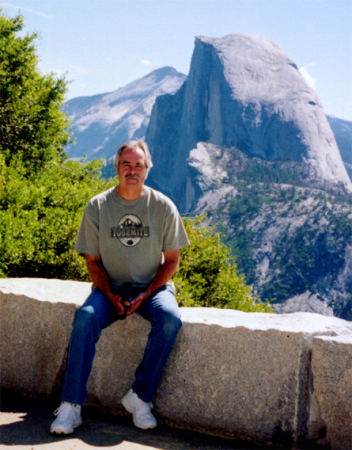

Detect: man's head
115,141,153,179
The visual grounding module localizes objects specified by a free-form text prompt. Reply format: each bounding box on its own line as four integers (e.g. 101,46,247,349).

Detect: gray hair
114,140,153,178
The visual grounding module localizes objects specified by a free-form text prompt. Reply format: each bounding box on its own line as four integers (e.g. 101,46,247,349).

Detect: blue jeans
61,284,182,405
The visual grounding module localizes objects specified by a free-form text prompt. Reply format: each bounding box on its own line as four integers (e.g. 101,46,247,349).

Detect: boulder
311,335,352,450
1,278,352,449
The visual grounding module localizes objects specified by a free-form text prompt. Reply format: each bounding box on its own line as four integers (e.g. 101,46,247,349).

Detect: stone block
155,309,352,447
311,335,352,450
86,313,151,408
0,278,91,399
1,278,352,449
0,278,151,406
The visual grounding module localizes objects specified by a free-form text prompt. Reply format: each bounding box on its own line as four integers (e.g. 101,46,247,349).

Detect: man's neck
116,185,144,201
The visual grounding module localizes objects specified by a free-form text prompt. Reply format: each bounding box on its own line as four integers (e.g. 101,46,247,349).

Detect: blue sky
2,0,352,121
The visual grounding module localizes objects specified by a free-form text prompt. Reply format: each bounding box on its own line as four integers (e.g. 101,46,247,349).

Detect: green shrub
0,155,115,279
173,217,273,312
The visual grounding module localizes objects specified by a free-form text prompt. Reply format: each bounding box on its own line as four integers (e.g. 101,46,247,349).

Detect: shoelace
136,403,154,418
54,403,76,420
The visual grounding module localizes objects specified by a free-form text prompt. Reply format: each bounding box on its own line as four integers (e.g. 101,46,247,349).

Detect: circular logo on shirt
111,214,149,247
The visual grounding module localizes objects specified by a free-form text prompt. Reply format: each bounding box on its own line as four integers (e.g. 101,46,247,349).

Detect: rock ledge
1,278,351,449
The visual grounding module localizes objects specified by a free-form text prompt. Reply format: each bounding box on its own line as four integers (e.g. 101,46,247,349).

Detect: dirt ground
0,388,266,450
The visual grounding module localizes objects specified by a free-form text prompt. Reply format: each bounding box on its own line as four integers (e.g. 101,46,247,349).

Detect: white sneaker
50,402,82,434
121,389,157,430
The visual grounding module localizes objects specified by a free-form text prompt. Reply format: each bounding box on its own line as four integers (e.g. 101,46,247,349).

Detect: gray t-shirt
74,186,189,286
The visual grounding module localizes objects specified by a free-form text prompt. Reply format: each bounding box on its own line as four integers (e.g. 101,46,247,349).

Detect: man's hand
106,292,126,316
85,249,180,318
125,249,181,316
125,292,149,316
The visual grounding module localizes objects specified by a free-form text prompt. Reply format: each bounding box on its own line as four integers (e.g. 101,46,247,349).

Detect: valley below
187,142,352,319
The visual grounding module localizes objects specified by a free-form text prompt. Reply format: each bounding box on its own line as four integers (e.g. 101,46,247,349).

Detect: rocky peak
146,34,352,212
64,67,186,162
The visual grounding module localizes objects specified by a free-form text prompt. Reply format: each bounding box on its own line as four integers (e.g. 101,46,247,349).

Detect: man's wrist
143,283,165,301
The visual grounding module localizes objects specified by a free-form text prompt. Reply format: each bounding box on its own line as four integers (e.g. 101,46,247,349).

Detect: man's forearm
125,249,180,316
85,255,124,314
144,257,179,299
86,257,113,296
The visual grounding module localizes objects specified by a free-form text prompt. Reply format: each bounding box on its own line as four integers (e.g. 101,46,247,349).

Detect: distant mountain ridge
64,66,186,163
185,140,352,319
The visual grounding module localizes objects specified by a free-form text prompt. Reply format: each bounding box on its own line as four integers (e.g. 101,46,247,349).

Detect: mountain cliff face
146,34,352,211
64,67,186,162
327,115,352,180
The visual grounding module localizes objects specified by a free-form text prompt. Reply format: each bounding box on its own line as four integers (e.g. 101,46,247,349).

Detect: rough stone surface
311,335,352,450
273,291,334,316
1,278,352,449
327,116,352,169
0,278,150,406
0,278,91,399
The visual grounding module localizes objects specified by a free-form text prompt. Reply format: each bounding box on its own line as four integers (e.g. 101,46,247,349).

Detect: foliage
173,216,273,312
260,221,349,304
0,155,115,279
0,10,71,173
217,182,276,283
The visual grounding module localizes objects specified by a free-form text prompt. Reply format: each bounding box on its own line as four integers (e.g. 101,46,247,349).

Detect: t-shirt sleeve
162,203,190,252
74,201,100,256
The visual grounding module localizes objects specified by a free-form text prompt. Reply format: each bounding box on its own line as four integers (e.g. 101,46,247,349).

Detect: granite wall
1,278,351,449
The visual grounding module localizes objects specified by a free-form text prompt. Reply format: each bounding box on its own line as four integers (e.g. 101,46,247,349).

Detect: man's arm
85,254,125,315
126,249,180,316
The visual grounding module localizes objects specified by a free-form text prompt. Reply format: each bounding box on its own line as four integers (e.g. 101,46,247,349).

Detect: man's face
117,147,147,190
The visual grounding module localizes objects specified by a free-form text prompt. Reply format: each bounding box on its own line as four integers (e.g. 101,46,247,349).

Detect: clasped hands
107,292,149,319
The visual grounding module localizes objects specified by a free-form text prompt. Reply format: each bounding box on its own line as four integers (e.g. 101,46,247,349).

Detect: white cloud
299,62,317,91
2,2,53,18
141,60,151,66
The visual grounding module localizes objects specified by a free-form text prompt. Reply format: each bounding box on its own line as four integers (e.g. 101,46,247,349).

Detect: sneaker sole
133,418,157,430
50,426,74,435
50,418,82,435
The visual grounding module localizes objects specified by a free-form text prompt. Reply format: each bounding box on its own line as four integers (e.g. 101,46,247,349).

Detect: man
50,141,189,434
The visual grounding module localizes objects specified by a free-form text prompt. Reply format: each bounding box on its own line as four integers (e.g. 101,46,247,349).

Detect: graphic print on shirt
110,214,149,247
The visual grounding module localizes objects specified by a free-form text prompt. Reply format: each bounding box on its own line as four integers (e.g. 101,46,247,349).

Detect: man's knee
158,309,182,336
73,305,98,332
